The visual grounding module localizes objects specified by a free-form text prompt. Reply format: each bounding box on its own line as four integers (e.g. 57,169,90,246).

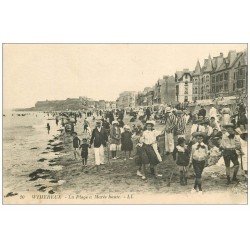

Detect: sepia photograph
2,43,248,204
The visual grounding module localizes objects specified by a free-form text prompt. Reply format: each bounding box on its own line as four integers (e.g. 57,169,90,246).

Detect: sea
3,111,61,195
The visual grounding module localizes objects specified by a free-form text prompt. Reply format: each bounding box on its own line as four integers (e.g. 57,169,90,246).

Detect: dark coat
90,127,108,148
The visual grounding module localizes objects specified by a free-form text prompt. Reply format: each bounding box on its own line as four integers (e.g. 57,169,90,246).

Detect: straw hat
165,107,172,113
112,120,119,125
146,120,155,126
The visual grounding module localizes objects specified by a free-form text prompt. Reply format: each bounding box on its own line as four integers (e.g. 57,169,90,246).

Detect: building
192,60,201,101
200,55,213,100
116,91,137,108
210,50,248,98
175,69,193,102
153,79,162,104
158,75,176,104
98,100,106,110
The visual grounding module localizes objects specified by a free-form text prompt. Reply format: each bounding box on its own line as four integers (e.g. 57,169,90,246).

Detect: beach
3,111,247,204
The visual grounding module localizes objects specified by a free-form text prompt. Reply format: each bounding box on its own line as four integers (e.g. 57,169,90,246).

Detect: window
211,85,215,93
237,80,243,88
220,74,223,81
224,83,228,91
206,75,209,82
239,68,243,76
216,75,219,82
234,72,236,80
176,85,179,95
184,86,188,95
233,83,236,91
212,76,215,83
224,72,228,80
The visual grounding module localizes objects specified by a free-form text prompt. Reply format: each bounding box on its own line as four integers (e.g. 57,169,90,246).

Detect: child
121,125,133,160
239,132,247,180
141,120,163,178
207,139,221,166
173,137,190,186
134,133,148,180
72,132,81,160
188,132,209,194
83,118,89,132
80,138,89,168
110,120,121,160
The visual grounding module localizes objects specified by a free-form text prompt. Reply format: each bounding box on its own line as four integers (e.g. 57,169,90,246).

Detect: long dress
221,108,231,126
121,131,133,151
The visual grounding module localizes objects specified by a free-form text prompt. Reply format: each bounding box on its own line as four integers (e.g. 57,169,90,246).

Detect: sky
3,44,247,109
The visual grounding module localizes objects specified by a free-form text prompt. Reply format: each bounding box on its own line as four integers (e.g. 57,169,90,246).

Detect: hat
146,120,155,126
240,132,248,141
124,125,130,130
112,120,119,125
192,132,206,138
223,123,235,128
165,107,172,113
96,120,102,124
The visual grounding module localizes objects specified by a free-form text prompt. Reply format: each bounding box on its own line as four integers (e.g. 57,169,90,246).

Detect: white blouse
142,130,161,145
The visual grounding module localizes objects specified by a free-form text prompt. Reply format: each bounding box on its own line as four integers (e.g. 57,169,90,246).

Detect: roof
175,69,193,80
193,60,201,76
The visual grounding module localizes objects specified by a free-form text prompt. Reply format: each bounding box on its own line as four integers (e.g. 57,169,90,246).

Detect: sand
3,114,248,204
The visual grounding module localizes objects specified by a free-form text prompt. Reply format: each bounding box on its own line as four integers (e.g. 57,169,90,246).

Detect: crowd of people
48,99,247,195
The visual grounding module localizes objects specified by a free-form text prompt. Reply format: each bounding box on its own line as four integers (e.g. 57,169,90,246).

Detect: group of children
70,113,247,194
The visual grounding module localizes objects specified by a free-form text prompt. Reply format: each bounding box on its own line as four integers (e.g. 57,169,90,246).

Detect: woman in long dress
221,104,231,126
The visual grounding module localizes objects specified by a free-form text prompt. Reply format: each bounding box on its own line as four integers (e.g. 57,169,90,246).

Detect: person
141,120,163,178
188,132,209,194
121,125,133,160
239,132,247,180
221,104,231,126
209,128,222,148
209,105,218,121
220,123,242,185
198,105,206,118
102,118,111,135
72,132,81,160
183,109,190,124
109,120,121,160
56,117,59,126
134,132,148,180
80,138,89,168
190,119,205,135
235,123,247,135
207,139,221,166
209,117,220,131
83,118,89,132
89,120,108,170
173,137,190,186
237,112,248,127
164,107,176,155
202,118,213,144
146,107,151,121
47,123,50,134
175,110,186,139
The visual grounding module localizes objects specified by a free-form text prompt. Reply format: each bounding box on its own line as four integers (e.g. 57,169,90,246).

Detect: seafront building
34,49,247,111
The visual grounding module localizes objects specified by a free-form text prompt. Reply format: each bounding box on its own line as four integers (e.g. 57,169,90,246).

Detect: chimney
220,53,223,57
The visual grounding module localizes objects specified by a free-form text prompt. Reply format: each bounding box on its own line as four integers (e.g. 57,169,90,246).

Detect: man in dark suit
89,120,108,167
198,105,206,119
